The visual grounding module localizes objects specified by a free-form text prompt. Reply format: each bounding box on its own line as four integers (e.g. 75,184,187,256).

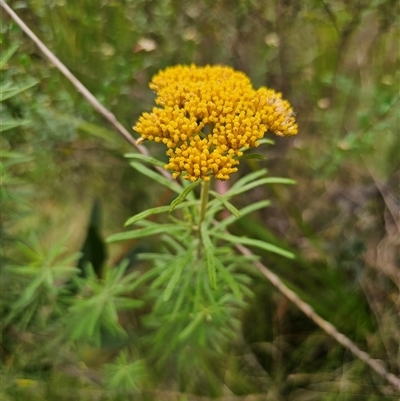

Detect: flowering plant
108,65,298,371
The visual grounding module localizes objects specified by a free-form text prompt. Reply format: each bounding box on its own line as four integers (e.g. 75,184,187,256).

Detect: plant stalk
197,180,210,256
199,180,210,225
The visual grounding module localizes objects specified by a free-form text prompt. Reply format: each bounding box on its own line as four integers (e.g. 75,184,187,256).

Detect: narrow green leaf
201,222,217,289
229,169,268,192
0,118,30,132
0,43,19,69
125,205,170,226
106,223,186,243
211,200,271,232
171,268,195,316
129,161,181,194
151,257,184,289
1,150,29,159
133,219,155,228
209,190,240,217
227,177,296,197
163,250,192,301
1,151,34,170
161,234,185,254
258,138,275,146
204,201,224,225
235,153,266,160
16,241,42,263
128,267,162,291
212,232,295,259
194,260,203,311
214,258,242,300
169,180,201,212
125,153,166,168
0,79,38,101
113,297,144,310
178,312,204,342
202,274,217,306
109,259,130,283
163,263,185,301
206,250,216,289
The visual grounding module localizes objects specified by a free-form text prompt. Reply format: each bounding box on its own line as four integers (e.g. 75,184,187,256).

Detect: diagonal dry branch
2,0,399,391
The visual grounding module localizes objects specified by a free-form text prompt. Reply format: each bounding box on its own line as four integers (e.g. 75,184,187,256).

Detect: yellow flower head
133,65,298,181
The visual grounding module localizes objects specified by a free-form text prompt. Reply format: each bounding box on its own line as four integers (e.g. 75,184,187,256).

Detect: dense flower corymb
133,65,298,181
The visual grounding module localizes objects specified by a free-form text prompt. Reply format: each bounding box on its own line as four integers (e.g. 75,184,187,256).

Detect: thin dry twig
2,1,399,391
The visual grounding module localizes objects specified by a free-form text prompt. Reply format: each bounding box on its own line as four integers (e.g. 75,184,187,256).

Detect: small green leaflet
209,190,240,217
125,200,198,226
177,312,204,342
169,180,201,213
129,161,181,194
163,249,193,301
214,258,242,300
257,138,275,146
125,206,171,226
0,118,31,133
211,199,271,232
229,169,268,192
124,153,166,168
0,78,38,102
0,43,19,69
235,153,266,161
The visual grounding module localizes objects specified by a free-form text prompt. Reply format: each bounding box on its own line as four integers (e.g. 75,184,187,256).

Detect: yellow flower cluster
133,65,297,181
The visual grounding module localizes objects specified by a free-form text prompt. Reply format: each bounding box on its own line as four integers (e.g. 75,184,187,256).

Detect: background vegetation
1,0,399,400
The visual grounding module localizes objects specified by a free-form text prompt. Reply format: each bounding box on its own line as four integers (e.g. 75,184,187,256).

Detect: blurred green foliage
1,0,399,400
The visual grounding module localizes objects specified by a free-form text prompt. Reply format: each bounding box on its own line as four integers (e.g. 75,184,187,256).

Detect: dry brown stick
2,1,399,391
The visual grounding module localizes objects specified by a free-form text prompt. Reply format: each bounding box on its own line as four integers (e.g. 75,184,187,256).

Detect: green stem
198,179,210,256
199,180,210,225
